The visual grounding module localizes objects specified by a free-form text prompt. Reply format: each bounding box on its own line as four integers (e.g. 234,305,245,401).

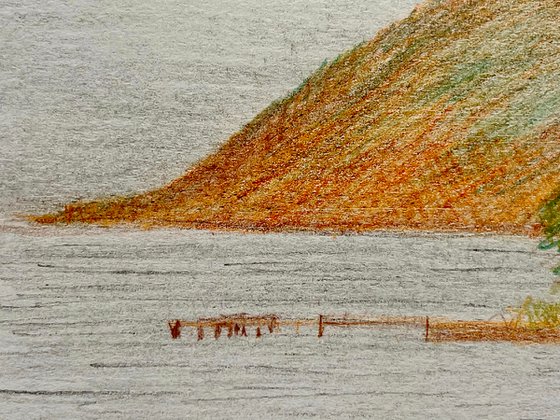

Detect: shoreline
4,212,545,241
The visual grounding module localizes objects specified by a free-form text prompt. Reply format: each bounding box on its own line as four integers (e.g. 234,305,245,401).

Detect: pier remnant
214,325,222,340
169,320,181,339
318,315,324,338
168,314,560,344
197,325,204,341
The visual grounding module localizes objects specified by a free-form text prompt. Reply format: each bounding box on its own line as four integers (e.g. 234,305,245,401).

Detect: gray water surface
1,227,559,418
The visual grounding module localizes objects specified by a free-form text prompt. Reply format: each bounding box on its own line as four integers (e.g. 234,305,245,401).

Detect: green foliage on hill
539,192,560,274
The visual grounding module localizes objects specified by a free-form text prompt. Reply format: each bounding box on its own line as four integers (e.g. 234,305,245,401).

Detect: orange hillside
34,0,560,233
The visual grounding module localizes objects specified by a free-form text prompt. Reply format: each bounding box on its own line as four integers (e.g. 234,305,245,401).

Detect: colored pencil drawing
2,0,560,418
34,0,560,238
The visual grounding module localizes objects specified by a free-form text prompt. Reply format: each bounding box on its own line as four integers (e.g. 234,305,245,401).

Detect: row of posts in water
169,314,430,341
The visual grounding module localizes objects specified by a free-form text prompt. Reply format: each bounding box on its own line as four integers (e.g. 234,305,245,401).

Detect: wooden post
214,325,222,340
425,316,429,342
197,325,204,341
256,326,262,338
241,325,247,337
318,315,324,338
227,323,233,338
169,320,181,339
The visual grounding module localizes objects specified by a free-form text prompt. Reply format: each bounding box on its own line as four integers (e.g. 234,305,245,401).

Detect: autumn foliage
33,0,560,234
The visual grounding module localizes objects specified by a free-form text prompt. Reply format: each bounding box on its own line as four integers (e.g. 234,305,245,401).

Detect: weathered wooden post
169,320,181,339
241,325,248,337
214,324,222,340
318,315,324,338
227,323,233,338
234,323,240,336
197,324,204,341
425,316,429,342
256,326,262,338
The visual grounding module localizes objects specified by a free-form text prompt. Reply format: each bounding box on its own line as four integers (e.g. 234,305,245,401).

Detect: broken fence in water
168,313,560,343
168,313,429,341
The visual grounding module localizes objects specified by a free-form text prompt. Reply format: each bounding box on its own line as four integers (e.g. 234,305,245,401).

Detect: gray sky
0,0,421,218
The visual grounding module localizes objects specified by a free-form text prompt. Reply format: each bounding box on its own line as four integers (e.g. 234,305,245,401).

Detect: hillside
35,0,560,233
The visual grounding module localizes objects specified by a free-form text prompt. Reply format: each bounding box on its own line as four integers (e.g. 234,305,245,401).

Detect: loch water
1,0,559,418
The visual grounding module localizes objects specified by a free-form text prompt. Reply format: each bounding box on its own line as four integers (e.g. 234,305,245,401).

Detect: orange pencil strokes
168,314,560,344
32,0,560,235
